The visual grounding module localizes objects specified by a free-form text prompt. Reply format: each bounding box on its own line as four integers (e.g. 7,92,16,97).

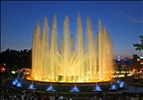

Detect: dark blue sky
1,1,143,58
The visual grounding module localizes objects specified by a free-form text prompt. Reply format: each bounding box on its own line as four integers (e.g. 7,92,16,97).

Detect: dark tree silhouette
133,35,143,51
0,48,31,70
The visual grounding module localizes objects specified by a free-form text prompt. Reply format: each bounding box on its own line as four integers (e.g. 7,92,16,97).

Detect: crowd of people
1,87,74,100
1,87,143,100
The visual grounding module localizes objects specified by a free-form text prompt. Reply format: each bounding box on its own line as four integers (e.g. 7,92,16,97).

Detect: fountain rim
25,79,111,86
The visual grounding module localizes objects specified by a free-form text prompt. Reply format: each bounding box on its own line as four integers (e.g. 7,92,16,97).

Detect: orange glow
26,76,30,80
1,67,5,72
133,69,136,71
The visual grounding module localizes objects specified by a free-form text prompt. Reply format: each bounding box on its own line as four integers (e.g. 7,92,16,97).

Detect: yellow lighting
137,58,140,61
30,15,113,83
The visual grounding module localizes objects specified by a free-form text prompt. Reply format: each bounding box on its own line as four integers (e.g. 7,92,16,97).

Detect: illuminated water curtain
30,14,113,83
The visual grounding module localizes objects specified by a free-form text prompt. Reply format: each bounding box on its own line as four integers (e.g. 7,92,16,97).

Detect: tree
0,48,31,69
133,35,143,51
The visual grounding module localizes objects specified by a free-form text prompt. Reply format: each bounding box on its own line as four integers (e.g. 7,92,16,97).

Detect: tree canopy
133,35,143,51
0,48,31,69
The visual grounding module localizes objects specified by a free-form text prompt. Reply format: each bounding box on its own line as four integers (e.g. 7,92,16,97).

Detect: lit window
137,58,140,61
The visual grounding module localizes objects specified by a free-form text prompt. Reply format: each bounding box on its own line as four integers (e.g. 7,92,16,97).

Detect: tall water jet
31,21,41,80
30,14,113,83
103,27,113,79
98,19,103,80
86,16,97,81
77,14,85,81
50,15,58,81
41,17,49,80
63,16,70,81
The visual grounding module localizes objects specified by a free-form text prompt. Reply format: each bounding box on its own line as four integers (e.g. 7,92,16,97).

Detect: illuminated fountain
12,68,31,87
30,14,113,83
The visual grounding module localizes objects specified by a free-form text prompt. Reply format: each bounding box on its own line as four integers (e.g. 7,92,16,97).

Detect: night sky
1,1,143,58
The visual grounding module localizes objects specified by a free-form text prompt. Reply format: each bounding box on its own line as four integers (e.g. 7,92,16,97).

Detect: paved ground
124,84,143,92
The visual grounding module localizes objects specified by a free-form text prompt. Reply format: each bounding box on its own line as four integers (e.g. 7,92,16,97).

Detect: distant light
121,71,125,73
133,69,136,71
117,56,121,61
116,71,119,73
117,80,120,84
1,67,5,72
137,58,140,61
124,58,128,61
11,71,16,74
127,74,132,76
